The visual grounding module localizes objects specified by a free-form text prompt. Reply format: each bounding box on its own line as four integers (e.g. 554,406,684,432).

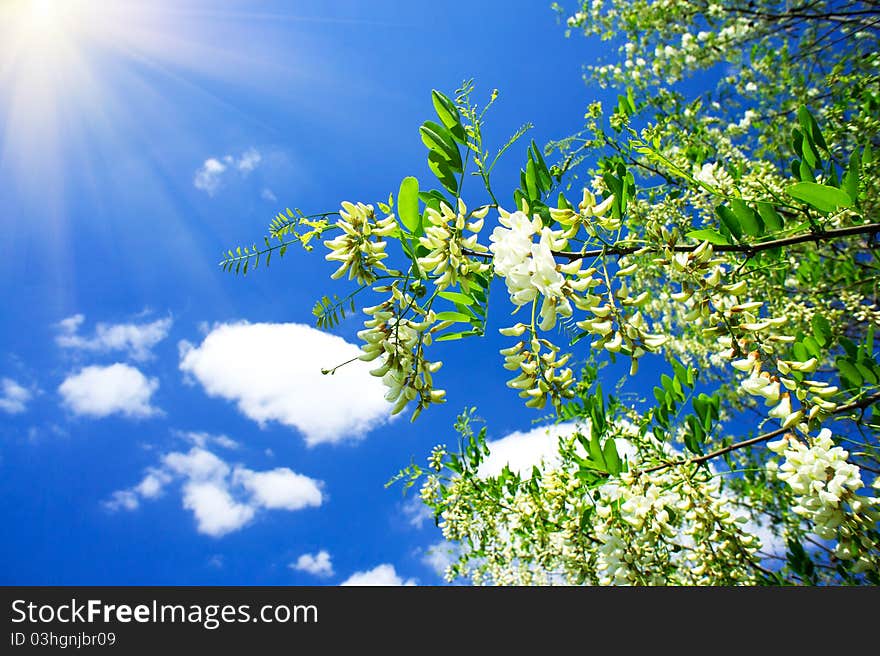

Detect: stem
463,223,880,262
638,392,880,475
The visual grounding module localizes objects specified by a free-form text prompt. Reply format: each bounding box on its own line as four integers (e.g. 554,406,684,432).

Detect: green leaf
418,189,448,212
420,121,462,171
837,359,863,387
525,157,539,199
843,151,860,204
670,359,688,383
856,362,877,384
799,159,815,183
685,229,731,245
802,335,821,358
530,141,552,191
603,439,621,475
428,151,458,195
756,202,784,231
811,314,831,347
438,291,475,306
716,204,743,241
786,182,853,213
693,395,708,422
840,337,858,359
730,199,763,236
434,311,474,323
803,135,820,169
431,90,464,137
435,329,480,342
398,177,420,233
588,434,604,468
684,417,704,455
798,106,828,153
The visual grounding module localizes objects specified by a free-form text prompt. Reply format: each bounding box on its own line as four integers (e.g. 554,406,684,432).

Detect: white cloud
340,564,416,586
103,467,171,512
134,470,170,498
183,481,256,537
742,514,787,560
59,364,159,419
176,430,239,450
422,542,458,577
163,447,229,481
107,445,324,537
236,148,261,173
193,149,261,195
478,422,580,478
104,490,139,511
291,550,334,577
56,314,172,361
179,322,392,446
193,158,227,195
261,187,277,202
58,314,85,333
402,494,433,529
0,378,32,414
234,467,323,511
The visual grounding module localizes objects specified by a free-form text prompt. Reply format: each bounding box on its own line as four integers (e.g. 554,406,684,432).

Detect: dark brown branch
639,392,880,476
464,222,880,262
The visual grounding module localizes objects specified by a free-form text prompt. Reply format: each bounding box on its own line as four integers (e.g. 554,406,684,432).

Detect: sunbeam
0,0,347,310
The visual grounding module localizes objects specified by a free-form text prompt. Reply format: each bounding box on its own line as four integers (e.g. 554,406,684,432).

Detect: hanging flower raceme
488,207,587,331
732,344,840,430
417,199,490,290
323,201,396,285
549,188,617,234
768,429,879,572
498,330,575,409
357,282,445,418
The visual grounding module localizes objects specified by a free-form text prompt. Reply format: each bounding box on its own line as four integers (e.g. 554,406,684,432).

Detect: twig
638,392,880,475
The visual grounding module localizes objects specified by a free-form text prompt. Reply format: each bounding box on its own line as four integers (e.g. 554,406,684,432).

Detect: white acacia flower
418,199,489,290
771,429,870,543
489,210,540,277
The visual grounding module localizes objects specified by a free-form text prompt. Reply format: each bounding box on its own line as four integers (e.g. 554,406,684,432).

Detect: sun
27,0,62,24
0,0,318,210
1,0,93,76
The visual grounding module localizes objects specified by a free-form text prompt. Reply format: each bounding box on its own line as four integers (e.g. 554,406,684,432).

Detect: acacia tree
225,1,880,584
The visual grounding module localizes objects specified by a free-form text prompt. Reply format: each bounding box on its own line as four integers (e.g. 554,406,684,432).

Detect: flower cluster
489,208,585,330
425,425,765,586
357,282,445,417
418,199,490,290
489,205,615,332
498,333,575,409
768,429,880,573
693,161,734,192
593,469,760,585
549,188,617,234
733,347,840,431
323,201,395,284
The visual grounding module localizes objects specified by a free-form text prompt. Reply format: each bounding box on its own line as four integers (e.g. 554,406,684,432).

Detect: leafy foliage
227,1,880,584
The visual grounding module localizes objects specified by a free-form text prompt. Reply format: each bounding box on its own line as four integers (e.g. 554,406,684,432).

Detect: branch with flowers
225,2,880,584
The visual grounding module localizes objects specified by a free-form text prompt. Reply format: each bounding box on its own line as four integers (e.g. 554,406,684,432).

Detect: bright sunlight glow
13,0,89,43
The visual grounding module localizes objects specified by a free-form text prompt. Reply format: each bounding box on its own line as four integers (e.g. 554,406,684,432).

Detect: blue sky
0,0,620,585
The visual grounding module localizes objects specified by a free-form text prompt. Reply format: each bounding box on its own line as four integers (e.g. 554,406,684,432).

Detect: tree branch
463,222,880,262
639,392,880,475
